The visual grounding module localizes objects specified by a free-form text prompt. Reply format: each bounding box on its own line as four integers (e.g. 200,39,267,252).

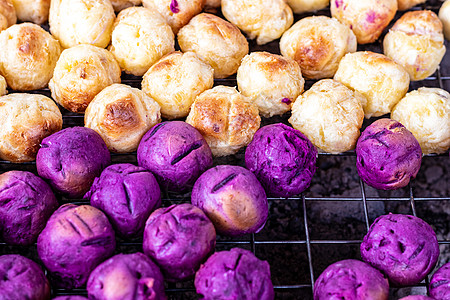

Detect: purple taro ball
143,203,216,281
430,262,450,300
313,259,389,300
0,171,58,245
195,248,274,300
36,127,111,198
137,121,213,192
85,163,161,238
245,123,317,197
87,253,166,300
361,214,439,286
356,119,422,190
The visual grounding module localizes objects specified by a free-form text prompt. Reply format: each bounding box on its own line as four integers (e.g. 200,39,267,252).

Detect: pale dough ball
0,23,61,91
384,10,445,81
391,88,450,155
178,13,249,79
0,0,15,32
143,0,205,34
49,0,115,49
11,0,50,24
289,79,365,154
286,0,329,14
221,0,293,45
49,44,121,113
186,86,260,156
111,0,141,12
334,51,410,118
85,84,161,153
0,75,6,95
237,51,304,117
0,93,62,162
397,0,426,11
440,0,450,40
280,16,356,80
142,51,214,119
109,7,174,76
331,0,397,44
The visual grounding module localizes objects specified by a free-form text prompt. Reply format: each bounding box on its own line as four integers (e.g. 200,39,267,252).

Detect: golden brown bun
287,0,329,14
178,13,248,79
330,0,397,44
0,75,6,96
85,84,161,153
392,88,450,154
440,0,450,40
109,7,174,76
0,23,61,91
11,0,49,24
221,0,293,45
0,0,15,31
142,51,214,119
334,51,410,118
186,86,260,156
384,10,445,81
143,0,205,34
397,0,425,11
0,93,62,162
49,44,121,113
237,51,304,117
111,0,141,12
280,16,356,79
49,0,115,49
289,79,364,154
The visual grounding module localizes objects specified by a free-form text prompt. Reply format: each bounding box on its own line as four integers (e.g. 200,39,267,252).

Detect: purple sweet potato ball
36,127,111,198
137,121,213,192
0,171,58,245
191,165,268,236
195,248,274,300
430,262,450,300
52,297,88,300
37,204,116,289
313,259,389,300
85,163,161,238
143,203,216,281
356,119,422,190
0,254,50,300
245,123,317,197
361,214,439,286
398,296,435,300
87,253,166,300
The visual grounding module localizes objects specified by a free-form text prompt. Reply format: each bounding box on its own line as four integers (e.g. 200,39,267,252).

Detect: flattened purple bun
0,254,50,300
191,165,268,236
85,163,161,238
245,123,317,197
0,171,58,245
313,259,389,300
137,121,213,192
361,214,439,286
52,297,88,300
398,296,435,300
356,119,422,190
87,253,166,300
36,127,111,198
143,203,216,281
430,262,450,300
37,204,116,289
195,248,274,300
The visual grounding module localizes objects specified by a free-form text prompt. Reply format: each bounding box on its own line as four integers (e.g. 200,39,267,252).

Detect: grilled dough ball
205,0,220,9
110,0,141,12
221,0,293,45
391,88,450,155
11,0,50,24
109,7,174,76
49,0,115,49
143,0,205,34
440,0,450,40
142,51,214,119
237,52,304,117
0,0,15,32
0,23,61,91
334,51,410,118
0,75,7,96
397,0,426,11
49,44,121,113
178,13,248,79
0,93,62,163
280,16,356,79
331,0,397,44
85,84,161,153
186,86,260,156
384,10,445,81
286,0,329,14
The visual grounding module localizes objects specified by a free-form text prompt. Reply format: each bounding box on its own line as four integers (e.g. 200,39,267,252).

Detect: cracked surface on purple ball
245,123,317,197
360,214,439,286
430,262,450,300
